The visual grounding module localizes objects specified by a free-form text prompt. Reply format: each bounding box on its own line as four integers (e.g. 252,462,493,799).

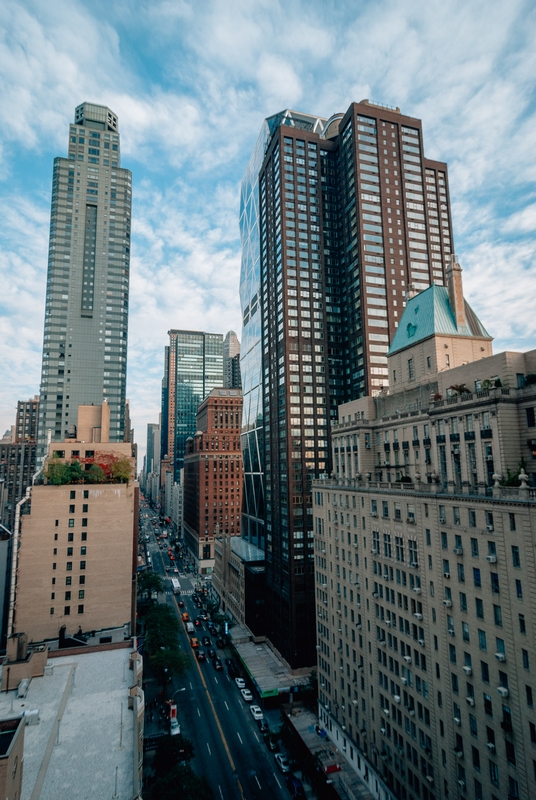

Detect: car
228,663,239,678
181,612,189,622
285,776,305,799
178,600,185,608
208,649,216,660
274,753,291,773
216,637,225,648
213,658,224,671
202,636,211,647
194,619,202,627
241,688,253,702
196,650,206,662
258,718,269,733
250,705,263,720
190,638,199,649
170,718,181,736
235,678,246,689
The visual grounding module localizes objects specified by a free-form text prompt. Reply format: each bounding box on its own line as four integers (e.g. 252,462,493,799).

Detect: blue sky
1,0,535,457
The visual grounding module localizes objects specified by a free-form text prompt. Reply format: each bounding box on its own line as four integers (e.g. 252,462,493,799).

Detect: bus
171,578,181,595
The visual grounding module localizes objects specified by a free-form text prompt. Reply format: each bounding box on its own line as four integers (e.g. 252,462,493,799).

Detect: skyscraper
223,330,242,388
161,330,224,482
240,101,455,668
37,103,131,459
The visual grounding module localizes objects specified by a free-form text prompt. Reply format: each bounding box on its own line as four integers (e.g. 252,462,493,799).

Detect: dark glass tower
38,103,131,459
240,101,454,668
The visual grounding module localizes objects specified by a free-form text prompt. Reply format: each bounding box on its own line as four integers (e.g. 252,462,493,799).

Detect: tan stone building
12,404,138,644
313,263,536,800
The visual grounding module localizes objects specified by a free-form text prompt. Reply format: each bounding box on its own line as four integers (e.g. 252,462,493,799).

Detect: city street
140,507,290,800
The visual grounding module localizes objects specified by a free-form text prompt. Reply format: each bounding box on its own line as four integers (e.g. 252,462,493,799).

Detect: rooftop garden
45,452,132,485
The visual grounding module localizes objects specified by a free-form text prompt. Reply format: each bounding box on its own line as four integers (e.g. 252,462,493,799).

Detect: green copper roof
388,284,491,356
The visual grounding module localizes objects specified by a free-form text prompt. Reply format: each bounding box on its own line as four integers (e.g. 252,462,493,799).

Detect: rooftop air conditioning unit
385,620,391,627
466,697,475,706
418,638,425,646
497,686,509,697
448,629,455,637
356,602,361,608
404,655,412,663
454,717,461,726
439,517,446,524
372,592,379,598
383,708,390,717
371,511,378,517
402,677,408,685
321,549,326,553
379,640,386,647
322,583,328,588
487,742,495,752
414,613,423,620
413,587,422,594
453,548,463,555
495,653,506,662
444,572,450,579
410,561,419,568
352,700,358,706
443,599,452,607
462,666,472,675
393,695,401,703
486,524,494,532
486,555,497,563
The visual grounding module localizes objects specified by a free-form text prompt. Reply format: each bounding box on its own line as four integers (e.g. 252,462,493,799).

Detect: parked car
265,735,278,752
227,662,239,678
202,636,211,647
181,612,189,622
241,688,253,702
196,650,206,662
275,753,291,773
235,678,246,689
258,718,270,733
250,705,263,720
285,775,305,799
213,658,224,671
190,638,199,649
170,718,181,736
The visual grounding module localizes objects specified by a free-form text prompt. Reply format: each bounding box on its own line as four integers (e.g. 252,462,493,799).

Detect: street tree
137,571,165,600
152,734,195,774
147,764,214,800
149,648,190,688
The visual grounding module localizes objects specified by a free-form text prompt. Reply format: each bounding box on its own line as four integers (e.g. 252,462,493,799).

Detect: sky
0,0,535,460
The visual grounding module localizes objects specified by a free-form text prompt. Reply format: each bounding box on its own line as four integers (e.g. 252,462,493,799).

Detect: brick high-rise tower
240,101,455,668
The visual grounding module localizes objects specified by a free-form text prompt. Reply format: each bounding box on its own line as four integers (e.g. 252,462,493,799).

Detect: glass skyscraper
161,330,224,481
240,101,454,668
38,103,131,458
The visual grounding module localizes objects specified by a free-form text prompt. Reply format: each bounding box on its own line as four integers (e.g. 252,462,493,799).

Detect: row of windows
50,605,84,615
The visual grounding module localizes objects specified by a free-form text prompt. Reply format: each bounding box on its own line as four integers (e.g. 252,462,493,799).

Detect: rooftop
230,537,264,562
234,640,309,698
0,646,138,800
388,284,491,356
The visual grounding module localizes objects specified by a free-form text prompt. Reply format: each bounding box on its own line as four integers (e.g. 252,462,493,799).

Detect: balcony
464,431,475,441
480,428,493,439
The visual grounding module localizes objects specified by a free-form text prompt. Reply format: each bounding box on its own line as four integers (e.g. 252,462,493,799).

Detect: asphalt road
140,504,289,800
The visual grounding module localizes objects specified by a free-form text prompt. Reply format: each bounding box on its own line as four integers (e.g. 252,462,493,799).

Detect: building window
478,629,487,651
81,547,86,555
79,576,85,585
68,519,74,528
520,614,526,634
408,358,415,380
80,561,86,570
81,531,87,541
523,649,530,669
83,490,89,499
68,533,74,542
69,505,75,513
66,562,72,571
79,590,85,599
468,509,476,528
473,568,481,588
66,576,72,586
512,546,521,568
483,693,492,716
64,606,70,616
82,504,88,513
516,580,523,599
52,562,57,570
50,608,54,615
82,518,88,527
65,591,71,601
78,605,84,614
493,605,502,626
67,547,73,556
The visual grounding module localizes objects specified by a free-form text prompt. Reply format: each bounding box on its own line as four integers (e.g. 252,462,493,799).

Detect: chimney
446,255,466,330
